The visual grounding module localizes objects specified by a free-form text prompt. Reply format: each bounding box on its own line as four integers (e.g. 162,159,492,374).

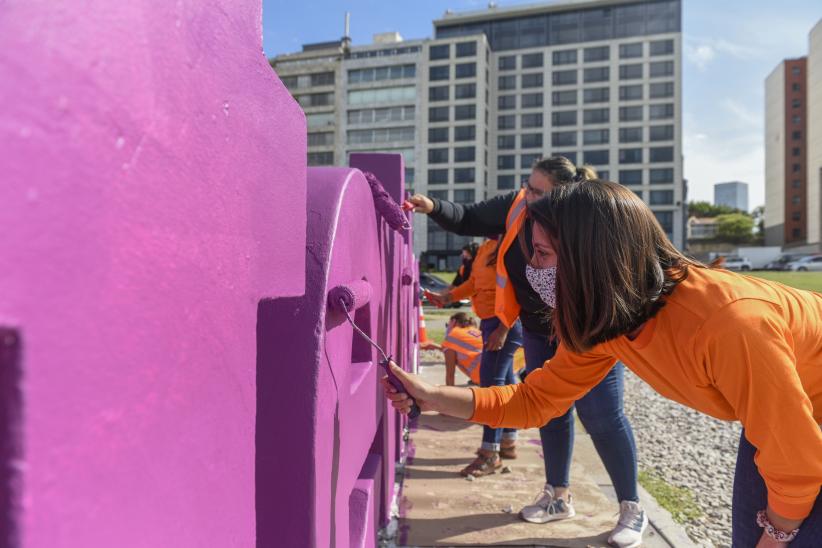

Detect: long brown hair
528,180,701,353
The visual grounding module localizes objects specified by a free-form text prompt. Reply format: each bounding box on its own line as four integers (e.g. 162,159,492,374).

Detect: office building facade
714,181,749,212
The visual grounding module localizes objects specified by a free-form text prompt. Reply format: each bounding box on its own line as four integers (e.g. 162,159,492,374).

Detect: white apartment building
271,0,685,268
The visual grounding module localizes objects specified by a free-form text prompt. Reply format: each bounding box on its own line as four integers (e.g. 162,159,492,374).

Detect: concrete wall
0,1,310,545
808,20,822,248
764,62,786,246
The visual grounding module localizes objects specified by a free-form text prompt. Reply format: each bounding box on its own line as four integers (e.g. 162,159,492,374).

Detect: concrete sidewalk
394,360,694,548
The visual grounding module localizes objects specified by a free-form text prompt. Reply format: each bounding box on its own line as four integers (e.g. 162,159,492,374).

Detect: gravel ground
623,369,742,547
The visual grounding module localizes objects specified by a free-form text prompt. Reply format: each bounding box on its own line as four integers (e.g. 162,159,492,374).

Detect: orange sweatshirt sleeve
449,277,475,301
701,299,822,520
470,342,617,429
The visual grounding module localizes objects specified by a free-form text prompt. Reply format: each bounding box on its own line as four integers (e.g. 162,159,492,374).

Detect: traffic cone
418,307,429,344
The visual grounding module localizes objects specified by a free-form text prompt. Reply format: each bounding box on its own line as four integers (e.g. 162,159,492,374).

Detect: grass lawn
428,271,454,284
747,271,822,292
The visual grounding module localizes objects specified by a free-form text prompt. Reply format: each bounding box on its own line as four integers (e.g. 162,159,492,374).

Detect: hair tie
573,172,584,182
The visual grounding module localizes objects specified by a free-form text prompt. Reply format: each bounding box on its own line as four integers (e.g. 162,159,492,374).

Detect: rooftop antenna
342,12,351,55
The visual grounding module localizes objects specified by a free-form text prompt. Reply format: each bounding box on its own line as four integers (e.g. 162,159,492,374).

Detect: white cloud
684,43,716,70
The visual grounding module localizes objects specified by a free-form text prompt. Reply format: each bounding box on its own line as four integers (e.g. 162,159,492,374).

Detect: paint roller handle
381,358,421,419
403,194,434,214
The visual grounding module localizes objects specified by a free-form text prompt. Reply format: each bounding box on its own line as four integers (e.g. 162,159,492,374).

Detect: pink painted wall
258,154,417,547
0,0,306,545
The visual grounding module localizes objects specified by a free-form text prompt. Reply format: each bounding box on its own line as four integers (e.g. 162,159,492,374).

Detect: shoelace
617,509,645,531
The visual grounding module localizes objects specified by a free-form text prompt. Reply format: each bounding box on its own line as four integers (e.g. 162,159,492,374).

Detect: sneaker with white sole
519,484,575,523
608,500,648,548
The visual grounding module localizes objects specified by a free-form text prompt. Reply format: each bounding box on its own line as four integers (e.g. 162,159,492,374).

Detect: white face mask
525,264,557,309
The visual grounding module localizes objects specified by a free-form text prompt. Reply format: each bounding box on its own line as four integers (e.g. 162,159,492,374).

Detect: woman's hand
485,323,510,351
424,289,452,308
381,361,440,414
403,194,435,214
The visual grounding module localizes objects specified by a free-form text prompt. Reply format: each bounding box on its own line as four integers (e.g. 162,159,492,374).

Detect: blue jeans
732,429,821,546
479,317,523,451
522,327,639,503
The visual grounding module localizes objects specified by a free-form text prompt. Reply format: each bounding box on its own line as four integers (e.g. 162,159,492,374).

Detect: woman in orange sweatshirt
384,180,822,547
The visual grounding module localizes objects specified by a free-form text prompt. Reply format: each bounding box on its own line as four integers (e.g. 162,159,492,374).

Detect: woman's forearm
430,385,475,419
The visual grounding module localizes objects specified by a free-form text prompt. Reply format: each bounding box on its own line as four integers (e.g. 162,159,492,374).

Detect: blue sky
263,0,821,209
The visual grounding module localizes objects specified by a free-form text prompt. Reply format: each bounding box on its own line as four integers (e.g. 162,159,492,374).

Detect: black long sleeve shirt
429,193,550,334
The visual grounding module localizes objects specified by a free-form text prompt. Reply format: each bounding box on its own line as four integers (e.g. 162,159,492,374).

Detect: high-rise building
271,0,685,267
807,20,822,251
714,181,749,212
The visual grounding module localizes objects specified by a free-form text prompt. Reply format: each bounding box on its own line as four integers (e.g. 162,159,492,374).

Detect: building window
522,52,544,68
455,83,476,99
792,211,802,221
428,127,449,143
428,169,448,184
584,149,609,165
654,211,674,235
650,61,674,77
650,168,673,184
583,129,609,145
792,147,801,157
599,170,610,180
552,110,577,126
620,106,643,121
455,62,476,79
649,125,674,141
792,179,802,188
521,153,541,169
454,146,475,162
296,92,335,107
521,133,543,149
619,148,643,164
456,42,477,57
498,95,517,110
792,66,801,76
619,63,643,80
310,72,335,86
583,87,609,104
649,82,674,98
308,151,334,165
793,115,802,124
522,92,544,108
454,168,475,184
553,131,577,147
455,104,476,120
584,108,610,124
428,148,449,164
792,195,801,205
347,126,415,144
792,228,801,239
553,49,578,65
429,65,449,81
430,44,450,60
454,189,475,203
307,132,334,146
619,42,643,58
792,98,802,108
347,105,414,125
348,86,414,105
429,106,449,123
498,175,516,189
619,127,643,143
650,190,674,205
454,125,476,141
498,155,516,169
584,45,610,62
649,103,674,120
498,135,516,150
499,75,517,90
619,84,643,101
348,64,415,83
521,113,543,128
649,146,674,162
552,69,578,86
792,130,802,140
792,83,801,92
522,73,544,88
649,39,674,56
584,66,610,83
552,90,577,106
498,115,516,130
499,55,516,71
619,169,643,185
429,86,449,102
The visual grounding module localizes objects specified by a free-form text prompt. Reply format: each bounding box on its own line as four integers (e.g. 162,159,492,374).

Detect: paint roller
362,171,411,232
328,280,421,419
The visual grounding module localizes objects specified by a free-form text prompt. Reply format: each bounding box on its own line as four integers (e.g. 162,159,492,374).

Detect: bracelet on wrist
757,510,799,542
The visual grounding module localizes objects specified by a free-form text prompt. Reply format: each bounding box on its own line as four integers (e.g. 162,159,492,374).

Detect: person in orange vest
385,180,822,547
405,156,645,547
439,312,483,386
429,237,524,477
450,242,479,289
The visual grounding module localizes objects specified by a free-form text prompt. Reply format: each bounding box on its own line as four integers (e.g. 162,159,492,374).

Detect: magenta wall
0,1,306,546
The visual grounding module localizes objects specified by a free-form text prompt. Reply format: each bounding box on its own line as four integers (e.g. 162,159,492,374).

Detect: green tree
688,201,738,218
716,213,754,243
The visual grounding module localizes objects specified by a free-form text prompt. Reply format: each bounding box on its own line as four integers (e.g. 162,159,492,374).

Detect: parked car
721,255,752,272
419,273,469,308
763,254,809,271
784,255,822,272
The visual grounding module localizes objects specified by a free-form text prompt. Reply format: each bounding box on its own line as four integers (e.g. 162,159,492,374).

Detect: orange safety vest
441,325,483,384
494,188,528,327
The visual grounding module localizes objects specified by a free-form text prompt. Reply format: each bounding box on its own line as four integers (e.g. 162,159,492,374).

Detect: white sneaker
519,484,575,523
608,500,648,548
